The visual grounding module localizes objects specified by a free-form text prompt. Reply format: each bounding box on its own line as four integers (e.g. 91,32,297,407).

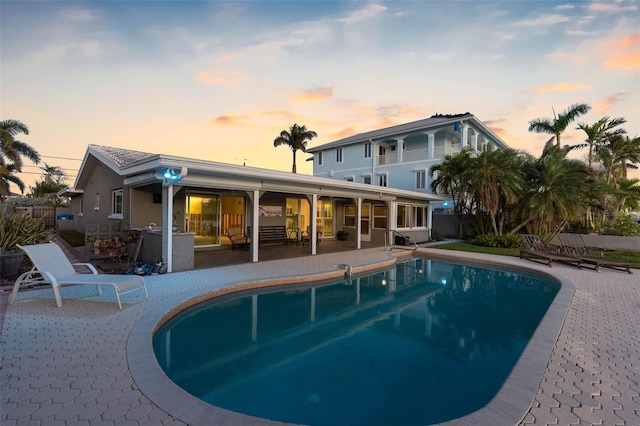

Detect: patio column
427,204,433,240
311,194,318,255
356,197,362,250
251,189,260,262
397,138,404,163
162,185,174,273
471,133,478,151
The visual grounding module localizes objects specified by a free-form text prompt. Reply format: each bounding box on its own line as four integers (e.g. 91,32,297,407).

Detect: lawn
431,242,640,269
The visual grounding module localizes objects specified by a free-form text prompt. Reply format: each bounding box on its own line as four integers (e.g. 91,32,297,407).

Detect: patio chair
301,226,323,246
558,233,632,274
519,234,597,270
226,227,249,250
9,242,149,310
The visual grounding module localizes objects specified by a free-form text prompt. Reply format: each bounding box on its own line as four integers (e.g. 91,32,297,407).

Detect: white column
461,123,468,147
427,133,435,159
251,189,260,262
427,204,433,240
472,133,478,151
311,194,318,255
397,138,404,163
162,185,173,273
356,197,362,250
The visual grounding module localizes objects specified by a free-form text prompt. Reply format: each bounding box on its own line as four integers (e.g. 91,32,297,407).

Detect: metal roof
307,113,508,152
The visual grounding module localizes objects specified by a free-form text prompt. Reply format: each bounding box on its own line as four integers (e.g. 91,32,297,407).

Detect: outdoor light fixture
160,167,187,187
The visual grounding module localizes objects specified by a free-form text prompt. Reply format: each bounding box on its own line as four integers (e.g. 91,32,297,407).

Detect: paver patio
1,245,638,425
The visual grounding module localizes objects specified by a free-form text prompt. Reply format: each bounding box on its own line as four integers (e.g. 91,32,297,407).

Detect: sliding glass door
186,193,220,246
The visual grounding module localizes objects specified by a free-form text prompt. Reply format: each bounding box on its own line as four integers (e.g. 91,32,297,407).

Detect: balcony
375,143,465,166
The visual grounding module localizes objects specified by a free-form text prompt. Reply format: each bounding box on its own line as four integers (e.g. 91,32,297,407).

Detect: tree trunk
292,150,297,173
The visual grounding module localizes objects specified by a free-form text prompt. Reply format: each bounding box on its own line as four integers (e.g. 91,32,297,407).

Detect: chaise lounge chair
558,233,632,274
519,234,597,270
9,242,149,309
226,227,249,249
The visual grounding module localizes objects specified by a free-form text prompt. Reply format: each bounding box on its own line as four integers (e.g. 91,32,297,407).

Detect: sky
2,0,639,192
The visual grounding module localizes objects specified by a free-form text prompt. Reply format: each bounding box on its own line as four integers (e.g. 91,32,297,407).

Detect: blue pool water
153,258,559,425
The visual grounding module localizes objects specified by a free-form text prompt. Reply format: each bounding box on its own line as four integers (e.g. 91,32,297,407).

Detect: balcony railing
375,143,465,166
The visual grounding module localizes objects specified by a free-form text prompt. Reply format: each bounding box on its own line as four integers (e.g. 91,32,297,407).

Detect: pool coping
128,250,574,425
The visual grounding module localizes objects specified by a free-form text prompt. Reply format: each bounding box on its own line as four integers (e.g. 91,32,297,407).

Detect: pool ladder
334,263,353,278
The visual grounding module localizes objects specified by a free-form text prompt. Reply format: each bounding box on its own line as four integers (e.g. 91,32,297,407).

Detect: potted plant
0,209,51,277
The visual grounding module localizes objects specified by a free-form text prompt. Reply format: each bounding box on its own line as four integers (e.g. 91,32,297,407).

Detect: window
363,175,372,184
377,173,387,187
317,151,323,166
413,206,425,227
373,205,387,228
397,205,408,228
94,193,100,211
415,170,426,189
364,142,372,158
336,147,343,163
111,189,123,217
344,205,356,227
345,176,354,182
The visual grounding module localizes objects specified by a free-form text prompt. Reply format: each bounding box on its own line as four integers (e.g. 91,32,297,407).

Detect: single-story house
60,145,443,272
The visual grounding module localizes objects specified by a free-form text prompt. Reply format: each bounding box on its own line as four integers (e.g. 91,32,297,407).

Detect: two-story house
307,113,510,238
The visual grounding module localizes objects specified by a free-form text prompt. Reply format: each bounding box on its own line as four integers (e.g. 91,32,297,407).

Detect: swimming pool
153,258,559,425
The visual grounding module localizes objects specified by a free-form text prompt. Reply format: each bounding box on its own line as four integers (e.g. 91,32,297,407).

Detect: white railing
374,143,466,165
376,153,397,166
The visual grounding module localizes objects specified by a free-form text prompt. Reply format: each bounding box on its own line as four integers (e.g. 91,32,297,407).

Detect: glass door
316,200,333,238
360,203,371,242
187,193,220,246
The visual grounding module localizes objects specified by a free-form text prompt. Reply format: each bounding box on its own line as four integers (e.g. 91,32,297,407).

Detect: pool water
153,258,558,425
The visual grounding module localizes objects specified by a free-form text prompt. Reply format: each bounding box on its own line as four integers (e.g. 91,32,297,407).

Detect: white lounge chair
9,242,149,310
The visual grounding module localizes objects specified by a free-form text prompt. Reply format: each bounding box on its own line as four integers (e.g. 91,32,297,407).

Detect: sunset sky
2,0,639,192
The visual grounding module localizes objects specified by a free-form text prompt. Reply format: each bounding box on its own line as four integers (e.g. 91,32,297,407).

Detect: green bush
0,210,50,253
612,213,640,237
473,233,521,249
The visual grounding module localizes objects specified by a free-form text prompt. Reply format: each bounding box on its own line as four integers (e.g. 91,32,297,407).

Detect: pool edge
128,250,574,426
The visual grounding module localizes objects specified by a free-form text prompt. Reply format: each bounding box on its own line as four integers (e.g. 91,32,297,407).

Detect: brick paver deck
1,246,638,425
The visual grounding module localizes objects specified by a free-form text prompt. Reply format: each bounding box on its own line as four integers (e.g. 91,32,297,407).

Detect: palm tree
511,140,593,238
528,103,591,147
0,119,40,199
466,147,525,235
596,134,640,186
576,116,627,169
273,123,318,173
430,147,475,237
614,178,640,212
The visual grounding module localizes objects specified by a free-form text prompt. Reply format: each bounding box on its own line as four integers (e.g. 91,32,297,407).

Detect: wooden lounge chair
9,242,149,309
519,234,597,270
301,226,323,246
558,233,632,274
226,227,249,250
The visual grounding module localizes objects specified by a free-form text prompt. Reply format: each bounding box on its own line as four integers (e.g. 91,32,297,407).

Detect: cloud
57,8,95,22
532,82,593,93
288,87,333,102
593,91,628,114
554,4,575,11
211,114,250,126
339,3,388,25
602,33,640,69
194,68,252,85
515,14,570,28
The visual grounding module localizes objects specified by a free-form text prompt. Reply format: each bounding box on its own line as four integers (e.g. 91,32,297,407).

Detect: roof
71,144,445,202
307,113,508,152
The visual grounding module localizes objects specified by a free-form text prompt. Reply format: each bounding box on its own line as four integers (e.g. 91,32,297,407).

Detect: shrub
473,233,521,249
612,213,640,237
0,210,50,253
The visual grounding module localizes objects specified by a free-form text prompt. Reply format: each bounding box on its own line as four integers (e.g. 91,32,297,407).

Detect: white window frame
345,176,354,182
317,151,323,166
364,142,372,158
415,169,426,190
362,174,372,185
373,205,387,229
412,205,427,228
377,173,388,187
397,204,408,229
343,204,356,227
109,188,123,219
336,147,343,163
94,193,100,211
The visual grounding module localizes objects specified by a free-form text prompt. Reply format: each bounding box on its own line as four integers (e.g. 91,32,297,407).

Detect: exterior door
186,193,220,246
360,203,371,242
